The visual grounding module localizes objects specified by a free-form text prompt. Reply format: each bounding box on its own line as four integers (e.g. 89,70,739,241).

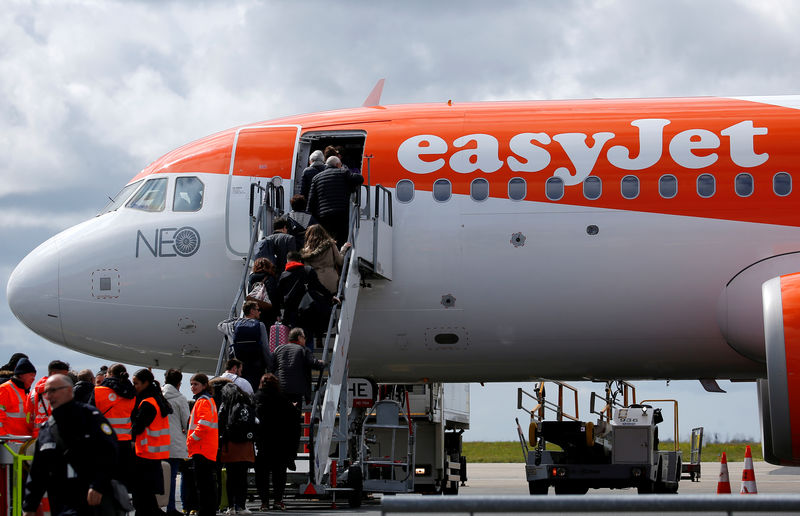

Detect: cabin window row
395,173,793,203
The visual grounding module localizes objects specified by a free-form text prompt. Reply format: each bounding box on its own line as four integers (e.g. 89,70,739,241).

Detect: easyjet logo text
396,120,768,185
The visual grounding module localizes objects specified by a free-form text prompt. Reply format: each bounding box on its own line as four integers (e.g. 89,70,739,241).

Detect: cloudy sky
3,0,799,442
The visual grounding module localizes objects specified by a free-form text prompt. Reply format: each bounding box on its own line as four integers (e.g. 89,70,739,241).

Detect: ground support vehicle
517,381,701,495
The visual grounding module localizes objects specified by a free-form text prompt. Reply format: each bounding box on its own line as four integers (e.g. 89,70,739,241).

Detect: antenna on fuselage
362,78,385,107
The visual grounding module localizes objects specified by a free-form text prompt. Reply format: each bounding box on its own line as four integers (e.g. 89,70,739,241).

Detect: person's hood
101,376,136,398
301,238,335,260
162,383,183,400
285,261,304,271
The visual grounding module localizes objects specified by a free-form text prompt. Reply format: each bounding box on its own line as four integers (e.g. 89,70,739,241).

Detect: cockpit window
126,178,167,212
173,177,204,212
98,180,143,215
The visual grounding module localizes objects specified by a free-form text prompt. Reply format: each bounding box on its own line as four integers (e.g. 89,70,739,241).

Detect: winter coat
300,163,326,200
72,381,94,404
269,342,324,402
254,385,298,465
162,383,190,459
217,383,255,464
306,166,364,220
301,238,345,295
276,261,332,330
253,231,297,273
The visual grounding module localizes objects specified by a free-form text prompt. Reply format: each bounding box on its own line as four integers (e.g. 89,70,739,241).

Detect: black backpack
225,396,257,443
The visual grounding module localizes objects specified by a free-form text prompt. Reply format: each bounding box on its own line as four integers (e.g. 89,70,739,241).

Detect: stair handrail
307,191,362,482
215,181,283,376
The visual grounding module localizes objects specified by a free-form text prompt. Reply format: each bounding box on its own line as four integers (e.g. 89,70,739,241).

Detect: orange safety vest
94,385,136,441
0,380,33,438
134,397,170,460
30,376,49,438
187,395,218,461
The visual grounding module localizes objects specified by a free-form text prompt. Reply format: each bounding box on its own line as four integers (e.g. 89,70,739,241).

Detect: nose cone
7,237,65,345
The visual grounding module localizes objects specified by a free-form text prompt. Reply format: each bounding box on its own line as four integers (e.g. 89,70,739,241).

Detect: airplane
7,91,800,467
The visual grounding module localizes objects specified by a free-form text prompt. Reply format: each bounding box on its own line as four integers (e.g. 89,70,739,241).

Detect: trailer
517,380,702,495
355,383,469,495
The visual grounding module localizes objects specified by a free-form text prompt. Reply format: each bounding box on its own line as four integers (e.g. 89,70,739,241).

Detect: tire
347,466,363,508
442,480,459,495
554,483,588,495
529,480,549,495
637,480,655,494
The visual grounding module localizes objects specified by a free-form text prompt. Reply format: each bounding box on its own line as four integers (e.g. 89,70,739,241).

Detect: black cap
98,365,108,374
14,358,36,376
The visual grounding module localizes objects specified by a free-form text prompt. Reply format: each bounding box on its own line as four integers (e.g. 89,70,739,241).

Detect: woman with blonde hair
300,224,351,295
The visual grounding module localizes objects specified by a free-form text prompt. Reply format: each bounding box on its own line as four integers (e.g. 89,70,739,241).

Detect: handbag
246,281,272,308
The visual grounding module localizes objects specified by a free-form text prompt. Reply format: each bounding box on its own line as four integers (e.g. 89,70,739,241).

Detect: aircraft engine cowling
760,274,800,465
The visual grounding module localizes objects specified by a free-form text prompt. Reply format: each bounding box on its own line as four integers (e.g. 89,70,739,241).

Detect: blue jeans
167,458,183,512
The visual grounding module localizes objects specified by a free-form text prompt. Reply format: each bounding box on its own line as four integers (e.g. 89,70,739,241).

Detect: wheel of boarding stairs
347,465,363,508
442,479,459,495
528,480,549,495
554,482,589,495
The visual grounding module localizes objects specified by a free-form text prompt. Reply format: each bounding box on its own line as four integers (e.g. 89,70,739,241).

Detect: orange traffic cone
740,445,758,494
717,452,731,493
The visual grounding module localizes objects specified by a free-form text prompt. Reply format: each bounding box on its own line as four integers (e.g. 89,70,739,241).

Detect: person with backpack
284,194,318,249
92,364,137,491
217,301,271,391
276,251,334,350
187,373,218,516
218,383,256,515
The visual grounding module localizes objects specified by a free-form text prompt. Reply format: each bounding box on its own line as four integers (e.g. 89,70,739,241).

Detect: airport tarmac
237,462,800,514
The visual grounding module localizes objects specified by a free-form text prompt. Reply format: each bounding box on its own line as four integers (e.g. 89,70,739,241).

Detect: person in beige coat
300,224,351,295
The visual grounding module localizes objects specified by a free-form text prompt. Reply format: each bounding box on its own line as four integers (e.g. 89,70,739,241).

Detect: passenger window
98,180,142,215
173,177,204,212
508,178,526,201
545,177,564,201
127,178,167,212
433,179,451,202
774,172,792,196
583,176,601,200
470,178,489,201
621,175,639,199
697,174,715,198
659,175,677,199
735,173,754,197
396,179,414,203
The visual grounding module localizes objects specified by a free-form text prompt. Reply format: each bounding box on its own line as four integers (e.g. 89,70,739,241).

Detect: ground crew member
93,363,137,489
131,368,172,516
29,359,69,437
187,373,218,516
22,374,119,516
0,357,36,439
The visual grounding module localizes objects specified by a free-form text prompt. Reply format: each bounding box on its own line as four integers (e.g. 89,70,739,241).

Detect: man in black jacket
254,219,297,273
23,374,120,516
306,156,364,247
299,149,326,200
270,328,325,405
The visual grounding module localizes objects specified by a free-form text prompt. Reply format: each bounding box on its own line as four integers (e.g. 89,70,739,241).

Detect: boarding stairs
217,180,394,504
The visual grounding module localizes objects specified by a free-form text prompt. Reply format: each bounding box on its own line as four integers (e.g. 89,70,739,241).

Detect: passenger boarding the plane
248,257,279,328
284,194,317,248
253,219,297,273
299,150,326,200
301,224,351,295
217,301,271,390
221,358,254,395
306,155,364,247
276,251,333,350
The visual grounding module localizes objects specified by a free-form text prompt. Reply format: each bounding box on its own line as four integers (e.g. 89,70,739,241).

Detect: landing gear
347,466,363,508
528,480,549,495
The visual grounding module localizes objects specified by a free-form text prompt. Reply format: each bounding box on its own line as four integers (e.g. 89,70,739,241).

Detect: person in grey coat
253,219,297,273
270,327,325,405
162,369,190,516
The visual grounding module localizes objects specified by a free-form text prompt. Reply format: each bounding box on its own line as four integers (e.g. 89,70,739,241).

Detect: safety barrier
380,494,800,515
0,437,34,516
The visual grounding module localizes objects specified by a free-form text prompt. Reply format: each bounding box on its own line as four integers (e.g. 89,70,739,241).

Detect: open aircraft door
225,125,300,256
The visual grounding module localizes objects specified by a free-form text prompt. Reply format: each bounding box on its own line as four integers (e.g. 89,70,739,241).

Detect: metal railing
215,181,284,376
381,494,800,515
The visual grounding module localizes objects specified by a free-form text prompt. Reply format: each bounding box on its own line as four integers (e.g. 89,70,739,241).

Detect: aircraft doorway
293,131,368,196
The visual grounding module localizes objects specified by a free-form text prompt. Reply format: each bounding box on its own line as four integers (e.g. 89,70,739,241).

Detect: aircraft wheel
528,480,549,495
442,480,459,495
347,466,363,508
